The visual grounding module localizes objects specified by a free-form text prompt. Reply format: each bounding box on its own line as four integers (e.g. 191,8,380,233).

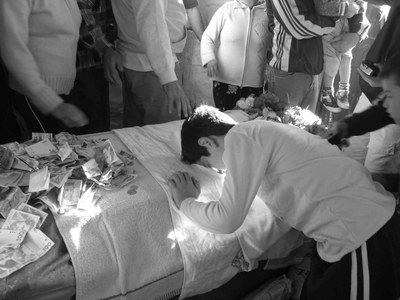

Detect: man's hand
103,47,123,84
324,121,350,148
51,103,89,128
168,171,201,209
206,59,218,78
331,33,359,53
357,67,382,88
162,81,192,119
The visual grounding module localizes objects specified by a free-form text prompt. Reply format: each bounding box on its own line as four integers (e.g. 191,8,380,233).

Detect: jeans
265,65,320,113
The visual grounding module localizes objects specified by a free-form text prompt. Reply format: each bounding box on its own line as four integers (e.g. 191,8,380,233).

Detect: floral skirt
213,81,262,111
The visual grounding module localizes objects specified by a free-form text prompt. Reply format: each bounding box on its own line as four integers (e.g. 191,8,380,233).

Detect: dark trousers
12,68,110,138
213,81,262,111
301,211,400,300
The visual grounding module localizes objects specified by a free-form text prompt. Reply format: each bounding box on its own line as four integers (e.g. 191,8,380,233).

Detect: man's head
181,105,236,169
380,51,400,124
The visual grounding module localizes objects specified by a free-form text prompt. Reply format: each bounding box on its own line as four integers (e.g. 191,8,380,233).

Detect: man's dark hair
380,51,400,84
181,105,236,164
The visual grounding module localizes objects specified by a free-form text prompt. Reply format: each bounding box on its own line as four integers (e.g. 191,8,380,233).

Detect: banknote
32,132,53,142
0,228,54,279
28,166,50,193
57,142,73,162
0,229,27,250
16,203,48,228
25,139,58,158
0,146,15,170
60,179,82,207
0,171,24,187
105,173,138,190
2,209,40,232
0,186,31,219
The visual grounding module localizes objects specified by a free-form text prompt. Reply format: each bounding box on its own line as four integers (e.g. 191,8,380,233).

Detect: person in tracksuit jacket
265,0,369,113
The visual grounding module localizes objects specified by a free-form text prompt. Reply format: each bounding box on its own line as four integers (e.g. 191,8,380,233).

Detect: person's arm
183,0,204,40
131,0,191,117
200,4,227,69
131,0,177,85
180,131,269,234
0,0,63,114
270,0,335,39
327,102,395,145
344,103,395,136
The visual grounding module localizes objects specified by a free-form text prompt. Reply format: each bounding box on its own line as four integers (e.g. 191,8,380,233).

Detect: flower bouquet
234,92,328,136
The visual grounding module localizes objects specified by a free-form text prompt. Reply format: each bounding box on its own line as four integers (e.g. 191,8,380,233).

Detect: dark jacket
267,0,368,75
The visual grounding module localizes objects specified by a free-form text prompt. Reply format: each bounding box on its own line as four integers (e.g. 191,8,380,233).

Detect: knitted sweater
0,0,81,115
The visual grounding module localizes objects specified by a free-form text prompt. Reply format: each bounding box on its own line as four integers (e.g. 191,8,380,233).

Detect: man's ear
198,137,214,149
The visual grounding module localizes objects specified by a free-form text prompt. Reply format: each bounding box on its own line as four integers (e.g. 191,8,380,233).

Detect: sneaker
336,89,350,110
321,91,341,113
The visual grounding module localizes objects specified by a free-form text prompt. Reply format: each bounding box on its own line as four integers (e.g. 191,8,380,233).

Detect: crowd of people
0,0,399,299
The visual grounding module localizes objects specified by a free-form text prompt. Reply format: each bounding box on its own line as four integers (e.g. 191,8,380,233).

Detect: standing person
109,0,192,127
327,53,400,194
71,0,118,134
0,0,88,137
201,0,270,111
177,0,215,109
326,0,400,191
315,0,368,113
168,105,400,300
265,0,368,113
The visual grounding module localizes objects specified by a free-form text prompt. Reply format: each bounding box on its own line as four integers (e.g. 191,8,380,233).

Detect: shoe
321,91,341,113
336,89,350,110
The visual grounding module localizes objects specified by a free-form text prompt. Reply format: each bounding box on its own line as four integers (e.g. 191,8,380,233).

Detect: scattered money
2,209,40,232
0,228,54,279
0,146,15,170
0,187,30,218
16,203,48,228
0,229,27,250
0,171,24,187
28,166,50,193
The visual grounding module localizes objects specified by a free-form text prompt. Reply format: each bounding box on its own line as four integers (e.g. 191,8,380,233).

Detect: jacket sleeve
130,0,177,85
271,0,335,39
344,104,395,137
200,3,226,67
313,0,346,17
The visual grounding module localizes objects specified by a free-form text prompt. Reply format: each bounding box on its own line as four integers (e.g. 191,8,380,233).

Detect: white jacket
201,0,269,88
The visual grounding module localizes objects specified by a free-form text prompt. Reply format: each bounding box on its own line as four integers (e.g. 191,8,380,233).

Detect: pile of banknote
0,132,138,277
0,132,137,209
0,203,53,279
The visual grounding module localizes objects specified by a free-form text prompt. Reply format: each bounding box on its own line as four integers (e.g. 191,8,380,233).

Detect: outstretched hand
168,171,201,209
323,121,350,149
51,103,89,128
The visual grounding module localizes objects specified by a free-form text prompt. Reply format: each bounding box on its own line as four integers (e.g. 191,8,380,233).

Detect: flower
234,92,328,136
